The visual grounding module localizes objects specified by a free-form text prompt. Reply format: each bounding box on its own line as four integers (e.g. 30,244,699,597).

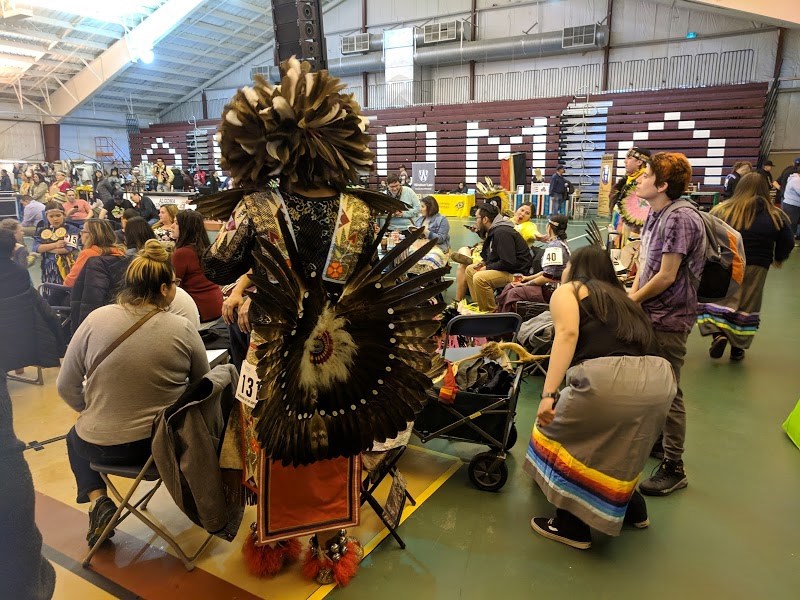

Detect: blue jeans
551,194,567,215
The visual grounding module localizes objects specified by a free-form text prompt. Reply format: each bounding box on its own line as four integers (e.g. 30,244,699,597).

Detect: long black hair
125,217,156,251
175,209,211,253
564,245,654,348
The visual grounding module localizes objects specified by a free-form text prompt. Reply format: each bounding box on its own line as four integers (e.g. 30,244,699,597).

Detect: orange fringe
242,536,302,578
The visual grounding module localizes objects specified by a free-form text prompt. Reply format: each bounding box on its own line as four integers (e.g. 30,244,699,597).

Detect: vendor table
510,193,574,218
433,194,475,218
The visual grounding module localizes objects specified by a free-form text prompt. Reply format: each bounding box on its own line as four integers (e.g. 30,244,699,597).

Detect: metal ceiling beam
48,0,206,118
101,87,194,98
190,21,265,42
122,63,219,80
1,26,110,51
229,0,269,16
206,10,262,28
153,53,243,71
157,40,247,62
24,16,123,39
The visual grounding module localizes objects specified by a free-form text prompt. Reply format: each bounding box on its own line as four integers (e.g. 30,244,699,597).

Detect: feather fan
249,224,450,466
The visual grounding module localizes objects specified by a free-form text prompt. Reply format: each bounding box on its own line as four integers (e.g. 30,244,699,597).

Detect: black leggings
66,427,151,504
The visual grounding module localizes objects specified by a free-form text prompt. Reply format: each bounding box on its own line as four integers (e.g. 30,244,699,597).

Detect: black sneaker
623,491,649,529
639,459,688,496
530,517,592,549
709,335,727,359
730,347,745,361
87,496,118,547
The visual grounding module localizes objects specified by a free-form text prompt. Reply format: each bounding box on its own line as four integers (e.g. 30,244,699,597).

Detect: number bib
542,246,564,268
235,360,261,408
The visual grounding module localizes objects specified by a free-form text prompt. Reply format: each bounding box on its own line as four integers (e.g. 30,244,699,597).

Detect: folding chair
360,446,417,549
83,456,214,571
7,366,44,385
38,282,72,339
516,302,551,377
441,312,522,362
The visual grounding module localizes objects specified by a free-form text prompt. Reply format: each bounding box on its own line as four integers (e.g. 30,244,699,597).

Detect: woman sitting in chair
171,209,223,324
63,219,125,288
495,214,570,313
524,245,676,549
57,239,209,547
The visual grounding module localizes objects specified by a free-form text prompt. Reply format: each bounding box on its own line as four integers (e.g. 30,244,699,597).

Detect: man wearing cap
756,160,779,191
610,147,651,246
548,165,569,215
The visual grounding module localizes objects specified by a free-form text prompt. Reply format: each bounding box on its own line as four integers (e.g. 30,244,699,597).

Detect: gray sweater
57,304,210,445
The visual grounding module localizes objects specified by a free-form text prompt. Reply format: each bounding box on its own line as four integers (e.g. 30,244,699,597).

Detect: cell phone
463,224,477,232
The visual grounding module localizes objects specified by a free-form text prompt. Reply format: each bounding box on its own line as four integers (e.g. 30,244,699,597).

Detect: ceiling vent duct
421,20,460,45
247,26,607,83
341,33,371,55
562,24,597,49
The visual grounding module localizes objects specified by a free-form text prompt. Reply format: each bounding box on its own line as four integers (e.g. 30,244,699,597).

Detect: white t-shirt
169,286,201,329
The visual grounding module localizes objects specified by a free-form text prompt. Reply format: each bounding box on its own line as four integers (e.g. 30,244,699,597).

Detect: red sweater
171,246,223,322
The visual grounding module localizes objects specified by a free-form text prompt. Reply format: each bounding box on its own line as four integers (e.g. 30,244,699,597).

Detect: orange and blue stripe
525,426,638,523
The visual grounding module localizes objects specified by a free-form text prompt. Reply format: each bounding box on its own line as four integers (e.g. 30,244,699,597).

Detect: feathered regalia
476,177,510,214
197,57,449,585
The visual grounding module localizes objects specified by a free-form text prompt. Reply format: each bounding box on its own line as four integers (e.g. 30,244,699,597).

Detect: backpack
657,199,745,302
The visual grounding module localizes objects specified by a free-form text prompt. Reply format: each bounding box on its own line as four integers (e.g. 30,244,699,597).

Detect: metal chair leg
83,457,157,568
7,366,44,385
83,457,214,571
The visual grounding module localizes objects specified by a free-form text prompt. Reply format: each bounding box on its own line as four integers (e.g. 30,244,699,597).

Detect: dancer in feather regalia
196,57,449,586
609,147,651,248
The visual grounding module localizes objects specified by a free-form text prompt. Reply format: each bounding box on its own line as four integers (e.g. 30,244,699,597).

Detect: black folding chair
360,446,417,549
516,302,551,377
83,456,214,571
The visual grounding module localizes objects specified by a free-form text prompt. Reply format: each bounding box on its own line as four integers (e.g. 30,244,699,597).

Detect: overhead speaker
271,0,327,71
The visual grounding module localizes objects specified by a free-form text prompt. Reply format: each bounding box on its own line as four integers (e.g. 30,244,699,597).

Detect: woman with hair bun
57,239,209,547
495,213,570,312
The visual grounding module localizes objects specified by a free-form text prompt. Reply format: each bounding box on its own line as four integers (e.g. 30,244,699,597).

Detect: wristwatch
541,392,558,400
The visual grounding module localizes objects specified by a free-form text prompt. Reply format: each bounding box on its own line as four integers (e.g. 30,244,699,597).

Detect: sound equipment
271,0,327,71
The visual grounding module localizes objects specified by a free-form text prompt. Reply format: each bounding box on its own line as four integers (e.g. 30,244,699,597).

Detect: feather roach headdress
216,56,373,192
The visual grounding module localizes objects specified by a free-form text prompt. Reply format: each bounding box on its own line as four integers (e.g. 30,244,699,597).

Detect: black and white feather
247,217,449,466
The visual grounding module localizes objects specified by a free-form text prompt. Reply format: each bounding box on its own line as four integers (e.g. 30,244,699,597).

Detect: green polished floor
335,218,800,599
23,218,800,598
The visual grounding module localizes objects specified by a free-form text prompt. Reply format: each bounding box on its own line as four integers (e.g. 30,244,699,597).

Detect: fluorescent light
140,48,154,63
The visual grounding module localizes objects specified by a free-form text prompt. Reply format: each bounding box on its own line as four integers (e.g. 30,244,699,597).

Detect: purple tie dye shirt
638,203,705,333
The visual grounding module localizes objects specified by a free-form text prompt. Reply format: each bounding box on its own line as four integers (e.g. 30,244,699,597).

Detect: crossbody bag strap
85,308,160,380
